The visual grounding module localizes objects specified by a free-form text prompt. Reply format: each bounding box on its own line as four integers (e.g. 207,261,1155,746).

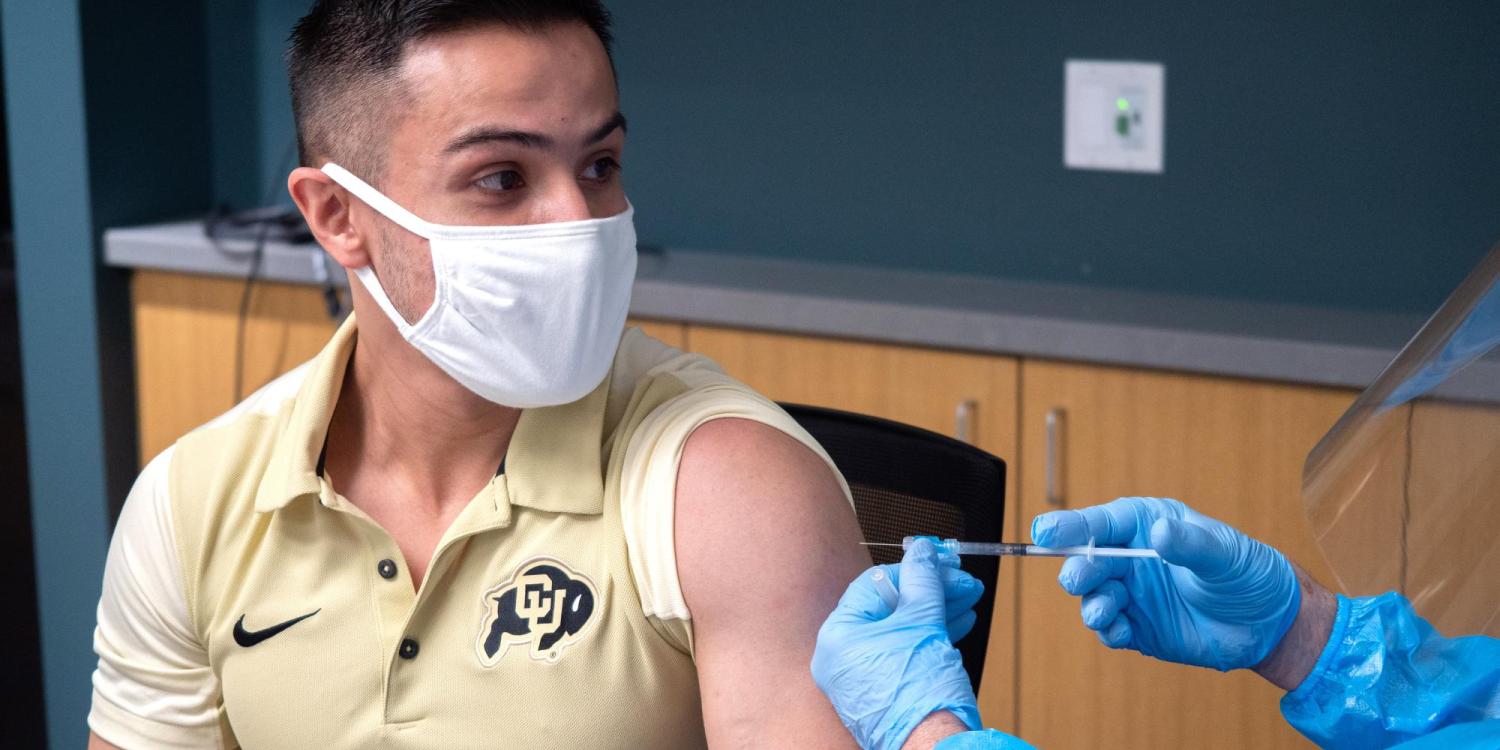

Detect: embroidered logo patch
476,556,598,665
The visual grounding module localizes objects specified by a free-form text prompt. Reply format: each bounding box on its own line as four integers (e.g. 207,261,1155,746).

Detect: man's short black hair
288,0,615,181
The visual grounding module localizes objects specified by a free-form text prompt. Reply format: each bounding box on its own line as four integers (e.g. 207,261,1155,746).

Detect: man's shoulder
197,361,313,435
169,315,354,504
606,324,812,465
610,327,723,392
174,361,309,465
161,363,313,528
607,327,852,630
604,326,745,432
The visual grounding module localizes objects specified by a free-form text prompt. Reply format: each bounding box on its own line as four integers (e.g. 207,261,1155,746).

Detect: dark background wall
218,0,1500,315
6,1,213,744
0,30,44,746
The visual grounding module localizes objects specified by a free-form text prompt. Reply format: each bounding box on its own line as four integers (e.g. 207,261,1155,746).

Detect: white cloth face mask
322,162,637,408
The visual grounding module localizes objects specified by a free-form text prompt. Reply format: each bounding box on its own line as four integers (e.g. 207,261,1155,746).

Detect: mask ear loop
321,162,436,239
321,162,439,337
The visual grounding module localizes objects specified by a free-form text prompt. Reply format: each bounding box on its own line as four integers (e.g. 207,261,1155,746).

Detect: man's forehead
395,22,617,146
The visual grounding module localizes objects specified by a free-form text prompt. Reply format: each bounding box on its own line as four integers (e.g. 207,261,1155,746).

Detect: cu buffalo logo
476,557,598,665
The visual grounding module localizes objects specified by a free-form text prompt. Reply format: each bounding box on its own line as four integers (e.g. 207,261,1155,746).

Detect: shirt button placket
371,549,413,649
371,546,415,687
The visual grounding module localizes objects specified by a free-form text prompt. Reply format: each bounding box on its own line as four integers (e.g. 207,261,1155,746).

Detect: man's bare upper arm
675,417,870,748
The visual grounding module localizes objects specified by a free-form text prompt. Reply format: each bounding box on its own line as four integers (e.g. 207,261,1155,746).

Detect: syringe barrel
901,535,960,554
954,541,1030,556
901,537,1028,556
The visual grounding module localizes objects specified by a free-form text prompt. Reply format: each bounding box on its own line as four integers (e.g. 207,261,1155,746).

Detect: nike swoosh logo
233,609,321,647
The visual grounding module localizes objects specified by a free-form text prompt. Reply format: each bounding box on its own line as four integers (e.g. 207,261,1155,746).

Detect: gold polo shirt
89,317,849,749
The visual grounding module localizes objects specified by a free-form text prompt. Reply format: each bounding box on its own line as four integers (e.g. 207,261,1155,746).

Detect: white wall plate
1065,59,1165,173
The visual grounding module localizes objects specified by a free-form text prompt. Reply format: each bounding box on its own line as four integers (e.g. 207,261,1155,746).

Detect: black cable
218,141,299,403
232,220,273,403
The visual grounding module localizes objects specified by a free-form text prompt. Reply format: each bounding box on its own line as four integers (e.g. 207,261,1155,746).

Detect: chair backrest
779,403,1007,690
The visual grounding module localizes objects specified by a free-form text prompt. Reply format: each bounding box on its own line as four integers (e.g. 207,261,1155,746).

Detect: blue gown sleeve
932,728,1039,750
1280,592,1500,749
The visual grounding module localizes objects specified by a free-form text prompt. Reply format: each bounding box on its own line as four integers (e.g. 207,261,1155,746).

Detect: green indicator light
1116,97,1130,111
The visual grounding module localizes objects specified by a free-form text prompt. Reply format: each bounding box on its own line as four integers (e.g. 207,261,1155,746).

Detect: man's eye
580,157,621,182
476,170,525,192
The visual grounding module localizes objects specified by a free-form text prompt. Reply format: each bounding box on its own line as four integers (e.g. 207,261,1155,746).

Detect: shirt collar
255,315,611,516
254,315,356,513
501,373,610,516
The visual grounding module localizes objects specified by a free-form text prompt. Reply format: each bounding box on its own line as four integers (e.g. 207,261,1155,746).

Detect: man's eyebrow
442,111,628,155
443,127,554,154
585,111,628,144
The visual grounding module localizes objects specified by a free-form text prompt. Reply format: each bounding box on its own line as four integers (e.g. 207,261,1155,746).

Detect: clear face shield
1303,246,1500,637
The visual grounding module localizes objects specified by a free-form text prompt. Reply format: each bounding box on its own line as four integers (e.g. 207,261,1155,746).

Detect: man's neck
324,323,520,517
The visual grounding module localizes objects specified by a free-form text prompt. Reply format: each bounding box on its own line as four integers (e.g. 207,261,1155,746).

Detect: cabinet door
133,271,337,464
1015,360,1353,748
687,324,1023,732
628,318,686,349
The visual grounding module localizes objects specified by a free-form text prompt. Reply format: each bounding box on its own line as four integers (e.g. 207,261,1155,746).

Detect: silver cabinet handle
1045,408,1066,508
954,399,978,444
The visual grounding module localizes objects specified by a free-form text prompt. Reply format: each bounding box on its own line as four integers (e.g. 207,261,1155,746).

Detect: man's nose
530,183,593,224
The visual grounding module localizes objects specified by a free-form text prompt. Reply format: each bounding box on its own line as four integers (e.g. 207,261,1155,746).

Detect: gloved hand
1031,496,1301,671
872,557,986,644
812,538,985,750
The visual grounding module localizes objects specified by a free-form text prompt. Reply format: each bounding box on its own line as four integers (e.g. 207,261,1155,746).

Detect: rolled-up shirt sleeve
89,447,226,749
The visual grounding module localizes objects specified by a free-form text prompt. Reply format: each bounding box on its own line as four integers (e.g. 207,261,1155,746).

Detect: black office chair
780,403,1006,691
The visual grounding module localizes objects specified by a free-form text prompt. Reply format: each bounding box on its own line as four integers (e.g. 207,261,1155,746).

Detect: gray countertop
104,219,1497,402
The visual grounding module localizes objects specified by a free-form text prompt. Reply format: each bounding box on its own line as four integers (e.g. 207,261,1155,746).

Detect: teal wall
610,1,1500,314
5,1,212,745
3,4,109,744
207,0,304,207
217,0,1500,314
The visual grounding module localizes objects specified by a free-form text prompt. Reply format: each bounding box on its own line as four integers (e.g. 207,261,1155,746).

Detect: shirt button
377,559,398,580
399,637,420,660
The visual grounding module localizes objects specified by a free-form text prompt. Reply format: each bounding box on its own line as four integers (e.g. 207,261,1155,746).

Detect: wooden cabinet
1013,359,1354,749
1305,398,1500,639
686,324,1023,732
1404,401,1500,637
629,318,687,349
132,271,336,464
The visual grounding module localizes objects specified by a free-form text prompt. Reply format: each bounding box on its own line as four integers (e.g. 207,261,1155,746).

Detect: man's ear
288,165,370,270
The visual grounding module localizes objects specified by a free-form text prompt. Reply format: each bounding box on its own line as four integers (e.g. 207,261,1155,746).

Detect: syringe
863,536,1160,610
864,535,1161,562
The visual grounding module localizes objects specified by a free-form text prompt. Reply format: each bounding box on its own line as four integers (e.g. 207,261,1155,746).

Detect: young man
87,2,868,747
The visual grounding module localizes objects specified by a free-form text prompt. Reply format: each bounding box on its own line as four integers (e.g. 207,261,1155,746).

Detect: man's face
361,21,626,322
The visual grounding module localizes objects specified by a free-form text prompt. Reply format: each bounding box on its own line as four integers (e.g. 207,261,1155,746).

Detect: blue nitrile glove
1031,496,1300,671
874,555,986,643
933,729,1040,750
812,538,985,750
